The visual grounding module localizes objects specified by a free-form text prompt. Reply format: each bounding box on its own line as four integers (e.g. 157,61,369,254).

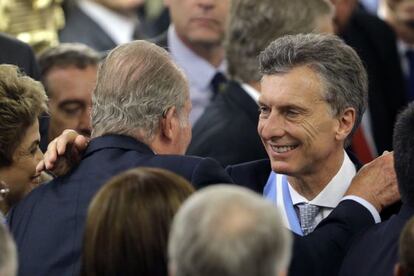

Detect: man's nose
259,112,286,140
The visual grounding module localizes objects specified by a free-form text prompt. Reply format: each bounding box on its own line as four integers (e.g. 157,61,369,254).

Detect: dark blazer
339,204,414,276
0,33,40,79
341,10,407,154
8,135,233,276
227,159,377,276
187,81,267,167
59,4,117,52
292,199,375,276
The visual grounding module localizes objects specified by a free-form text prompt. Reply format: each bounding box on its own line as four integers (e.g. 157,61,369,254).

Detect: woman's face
0,120,43,208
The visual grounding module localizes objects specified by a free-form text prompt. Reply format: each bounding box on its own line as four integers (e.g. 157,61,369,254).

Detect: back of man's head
168,185,292,276
91,40,188,141
393,102,414,206
226,0,333,83
0,223,17,276
396,217,414,276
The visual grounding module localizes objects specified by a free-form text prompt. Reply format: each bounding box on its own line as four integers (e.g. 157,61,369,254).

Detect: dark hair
393,102,414,206
399,217,414,276
0,65,47,167
80,167,194,276
38,43,101,96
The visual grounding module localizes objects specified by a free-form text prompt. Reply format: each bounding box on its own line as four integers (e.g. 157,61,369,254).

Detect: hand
345,151,399,212
36,129,89,177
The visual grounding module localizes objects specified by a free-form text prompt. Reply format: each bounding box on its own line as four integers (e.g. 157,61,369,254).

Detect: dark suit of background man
332,0,406,162
0,33,40,79
339,102,414,276
153,0,229,125
7,40,232,276
187,0,334,167
60,0,146,52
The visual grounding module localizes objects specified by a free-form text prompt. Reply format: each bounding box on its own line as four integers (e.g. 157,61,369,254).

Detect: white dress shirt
79,0,138,45
168,26,227,125
287,152,357,229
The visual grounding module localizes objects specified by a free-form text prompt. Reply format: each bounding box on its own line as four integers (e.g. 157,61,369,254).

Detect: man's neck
287,150,345,201
177,34,225,68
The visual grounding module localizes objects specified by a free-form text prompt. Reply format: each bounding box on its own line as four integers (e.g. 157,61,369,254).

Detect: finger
74,135,89,151
45,140,58,170
36,160,45,174
57,129,80,155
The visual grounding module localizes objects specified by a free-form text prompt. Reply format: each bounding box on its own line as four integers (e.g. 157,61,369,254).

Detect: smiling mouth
270,145,298,153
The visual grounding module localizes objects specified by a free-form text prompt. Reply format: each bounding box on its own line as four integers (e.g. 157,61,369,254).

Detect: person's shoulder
156,154,233,188
227,159,270,173
0,33,32,53
225,159,270,193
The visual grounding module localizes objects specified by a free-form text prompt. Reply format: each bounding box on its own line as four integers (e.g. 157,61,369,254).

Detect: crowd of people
0,0,413,275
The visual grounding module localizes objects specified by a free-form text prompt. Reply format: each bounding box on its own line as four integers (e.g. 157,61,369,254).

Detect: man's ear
336,107,356,141
394,263,405,276
160,106,177,141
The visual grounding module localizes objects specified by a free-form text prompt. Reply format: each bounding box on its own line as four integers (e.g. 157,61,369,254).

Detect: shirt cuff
341,195,381,223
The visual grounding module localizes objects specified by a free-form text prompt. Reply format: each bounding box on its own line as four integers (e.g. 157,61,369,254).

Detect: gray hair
259,33,368,142
168,185,292,276
91,40,189,141
0,223,17,276
226,0,333,83
38,43,101,96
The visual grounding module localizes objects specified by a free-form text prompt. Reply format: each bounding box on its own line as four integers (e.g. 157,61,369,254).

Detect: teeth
271,145,297,153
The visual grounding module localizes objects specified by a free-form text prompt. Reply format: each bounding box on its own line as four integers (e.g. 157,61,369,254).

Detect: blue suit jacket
8,135,233,276
339,204,414,276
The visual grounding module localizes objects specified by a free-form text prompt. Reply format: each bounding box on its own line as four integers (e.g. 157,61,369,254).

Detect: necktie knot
210,72,227,99
297,203,320,236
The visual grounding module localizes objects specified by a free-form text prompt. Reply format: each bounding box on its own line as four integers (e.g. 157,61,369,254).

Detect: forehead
260,66,326,106
45,65,97,100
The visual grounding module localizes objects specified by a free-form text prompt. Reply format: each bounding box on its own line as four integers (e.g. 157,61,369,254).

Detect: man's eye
30,145,40,156
259,106,270,114
286,109,300,117
61,106,82,116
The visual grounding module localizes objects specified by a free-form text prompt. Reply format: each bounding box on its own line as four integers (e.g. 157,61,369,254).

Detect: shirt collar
241,83,260,103
288,151,357,208
79,0,138,45
168,25,226,90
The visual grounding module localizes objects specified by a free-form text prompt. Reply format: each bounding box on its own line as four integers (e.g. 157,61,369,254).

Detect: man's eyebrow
58,100,85,109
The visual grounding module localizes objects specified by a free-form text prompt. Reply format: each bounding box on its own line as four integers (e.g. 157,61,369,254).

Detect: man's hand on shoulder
345,151,399,212
36,129,89,177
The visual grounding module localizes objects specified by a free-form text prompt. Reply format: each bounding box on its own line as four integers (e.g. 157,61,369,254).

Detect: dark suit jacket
187,81,267,167
8,135,233,276
59,4,117,52
0,33,40,79
293,200,375,276
227,159,377,276
339,204,414,276
341,10,407,154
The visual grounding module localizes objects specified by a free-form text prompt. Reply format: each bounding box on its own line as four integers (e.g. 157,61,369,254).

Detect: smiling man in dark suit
7,40,232,276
